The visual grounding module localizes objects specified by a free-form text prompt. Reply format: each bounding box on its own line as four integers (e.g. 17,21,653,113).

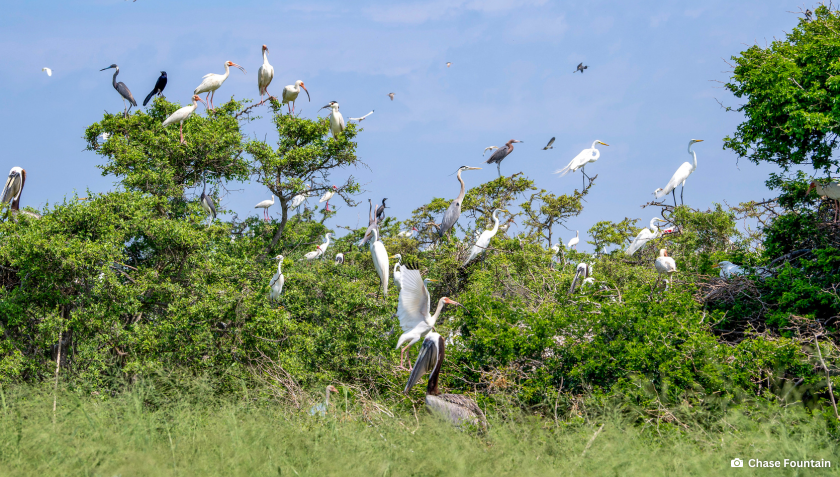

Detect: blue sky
0,0,812,250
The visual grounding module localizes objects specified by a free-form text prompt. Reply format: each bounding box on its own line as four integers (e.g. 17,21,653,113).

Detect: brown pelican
568,262,591,295
405,332,486,428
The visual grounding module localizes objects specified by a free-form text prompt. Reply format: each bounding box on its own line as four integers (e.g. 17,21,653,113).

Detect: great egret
483,146,499,156
655,139,704,206
1,167,26,211
543,137,555,150
625,218,666,256
194,61,246,110
391,254,403,290
569,262,590,294
654,249,677,290
485,139,523,177
269,255,284,302
100,64,137,117
143,71,167,106
254,195,275,221
162,95,207,144
395,265,460,370
349,111,374,122
309,385,338,416
257,45,274,104
439,166,482,237
335,253,344,265
42,67,52,77
807,179,840,222
281,80,310,114
555,140,608,188
404,332,486,428
320,102,345,138
567,231,580,250
370,229,389,296
464,209,509,265
574,63,588,73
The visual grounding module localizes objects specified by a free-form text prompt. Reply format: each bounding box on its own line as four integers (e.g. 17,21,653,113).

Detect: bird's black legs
672,190,677,208
680,186,684,206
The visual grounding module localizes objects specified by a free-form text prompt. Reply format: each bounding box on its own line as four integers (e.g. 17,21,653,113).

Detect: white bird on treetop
162,95,207,144
281,80,310,114
655,139,704,206
654,249,677,290
464,209,508,265
319,102,345,138
254,195,275,221
555,140,609,188
194,60,246,110
567,231,580,250
625,218,666,256
257,44,274,104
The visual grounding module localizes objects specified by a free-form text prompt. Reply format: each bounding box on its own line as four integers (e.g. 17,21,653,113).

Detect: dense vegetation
1,9,840,471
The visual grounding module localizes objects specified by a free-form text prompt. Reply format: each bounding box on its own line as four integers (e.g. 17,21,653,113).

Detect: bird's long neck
456,170,466,202
688,144,698,171
262,50,269,65
507,141,515,153
430,298,447,326
490,210,501,233
590,140,600,150
371,229,379,244
222,63,231,80
324,387,331,407
426,337,445,396
649,218,659,232
277,260,283,275
323,235,330,248
112,68,119,89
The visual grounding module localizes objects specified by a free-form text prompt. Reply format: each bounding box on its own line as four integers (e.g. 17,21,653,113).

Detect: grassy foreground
0,381,837,477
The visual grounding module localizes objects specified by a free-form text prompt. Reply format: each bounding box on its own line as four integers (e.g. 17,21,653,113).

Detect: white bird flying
42,67,52,77
194,61,246,110
320,102,345,138
464,209,508,265
391,254,403,291
162,95,207,144
655,139,704,206
625,217,666,256
446,62,452,67
555,140,609,188
482,146,499,156
349,111,374,122
269,255,285,302
254,195,275,221
281,80,310,114
567,231,580,250
257,44,274,104
370,228,389,297
395,265,460,370
654,249,677,290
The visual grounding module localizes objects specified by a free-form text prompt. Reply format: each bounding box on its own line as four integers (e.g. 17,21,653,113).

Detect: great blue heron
574,62,588,73
654,249,677,290
319,102,345,138
257,45,274,104
269,255,284,302
254,195,275,221
404,332,486,428
375,198,387,222
464,209,509,265
281,80,310,114
625,218,666,256
567,230,579,250
555,140,609,188
485,139,523,177
349,111,374,122
143,71,167,106
162,95,207,144
439,166,482,238
654,140,704,206
194,60,246,110
395,263,460,370
1,167,26,211
370,229,389,297
100,64,137,117
199,172,217,220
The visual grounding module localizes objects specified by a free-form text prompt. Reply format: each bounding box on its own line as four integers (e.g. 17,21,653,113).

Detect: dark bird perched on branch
574,62,588,73
375,198,387,222
485,139,523,177
100,64,137,117
143,71,167,106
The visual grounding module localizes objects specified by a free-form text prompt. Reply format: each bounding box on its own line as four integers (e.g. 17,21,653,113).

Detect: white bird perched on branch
391,254,403,291
568,262,591,294
807,179,840,222
395,264,460,370
567,231,580,250
349,111,374,122
654,249,677,290
257,44,274,104
281,80,310,114
464,209,508,265
319,185,337,204
301,233,332,261
320,102,345,138
2,167,27,212
555,140,608,188
397,227,418,238
625,218,666,256
254,195,275,221
288,184,311,212
370,229,389,297
162,95,207,144
269,255,285,303
194,61,246,110
655,139,704,206
334,253,344,265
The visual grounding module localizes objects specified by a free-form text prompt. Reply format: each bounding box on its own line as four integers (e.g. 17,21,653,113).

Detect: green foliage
520,179,594,247
587,218,639,255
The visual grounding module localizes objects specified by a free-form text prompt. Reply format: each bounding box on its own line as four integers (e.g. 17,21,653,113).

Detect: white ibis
257,45,274,104
254,195,275,221
281,80,310,114
370,229,389,297
654,249,677,290
319,102,345,138
319,185,337,205
100,64,137,117
349,111,374,122
162,95,207,144
655,139,704,206
439,166,482,237
398,227,418,237
807,179,840,222
555,140,609,188
269,255,284,303
194,61,246,110
567,231,579,250
1,167,26,211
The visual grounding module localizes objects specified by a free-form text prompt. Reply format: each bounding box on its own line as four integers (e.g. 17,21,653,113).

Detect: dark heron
199,172,217,220
574,62,588,73
100,64,137,117
143,71,167,106
805,9,813,21
439,165,481,237
543,137,555,150
375,198,387,222
485,139,523,177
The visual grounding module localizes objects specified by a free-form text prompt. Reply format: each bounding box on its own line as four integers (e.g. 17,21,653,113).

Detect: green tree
587,218,639,255
520,178,595,247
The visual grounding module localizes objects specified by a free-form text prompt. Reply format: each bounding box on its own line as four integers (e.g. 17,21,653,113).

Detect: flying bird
281,80,310,114
349,111,374,122
464,209,508,265
194,60,246,110
257,45,274,104
42,67,52,77
654,139,704,206
625,218,665,256
574,63,588,73
439,166,482,237
319,102,346,138
482,146,499,156
446,62,452,67
254,195,275,221
143,71,167,106
269,255,285,302
555,140,608,188
100,64,137,117
162,95,207,144
388,92,395,101
485,139,523,177
543,137,555,150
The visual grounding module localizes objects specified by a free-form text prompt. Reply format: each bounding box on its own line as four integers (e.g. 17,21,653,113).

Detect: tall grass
0,380,837,476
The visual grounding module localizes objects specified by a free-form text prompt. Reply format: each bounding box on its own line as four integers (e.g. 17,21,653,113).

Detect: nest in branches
695,274,765,308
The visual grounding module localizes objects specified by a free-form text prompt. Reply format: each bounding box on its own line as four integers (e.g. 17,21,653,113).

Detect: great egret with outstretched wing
464,209,508,265
625,217,665,256
555,140,608,188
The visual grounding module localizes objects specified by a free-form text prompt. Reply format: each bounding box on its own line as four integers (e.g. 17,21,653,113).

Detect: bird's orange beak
301,84,310,101
194,95,208,108
230,62,247,74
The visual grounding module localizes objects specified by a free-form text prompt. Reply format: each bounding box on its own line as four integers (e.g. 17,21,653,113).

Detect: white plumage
391,254,403,290
567,230,580,249
323,102,345,138
319,185,338,203
654,249,677,290
269,255,285,302
42,67,52,77
257,45,274,103
655,139,703,205
281,80,310,113
254,195,275,221
194,61,246,109
464,209,507,265
625,217,665,256
555,140,608,180
370,229,389,296
162,95,206,144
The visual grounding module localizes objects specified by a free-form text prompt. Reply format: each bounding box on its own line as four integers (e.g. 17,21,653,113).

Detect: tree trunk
266,196,289,254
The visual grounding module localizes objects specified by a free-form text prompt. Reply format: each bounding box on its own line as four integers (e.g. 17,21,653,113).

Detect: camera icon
731,458,744,468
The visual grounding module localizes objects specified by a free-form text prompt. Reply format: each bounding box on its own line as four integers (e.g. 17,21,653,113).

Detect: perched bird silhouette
805,9,813,21
574,62,588,73
143,71,167,106
543,137,555,150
